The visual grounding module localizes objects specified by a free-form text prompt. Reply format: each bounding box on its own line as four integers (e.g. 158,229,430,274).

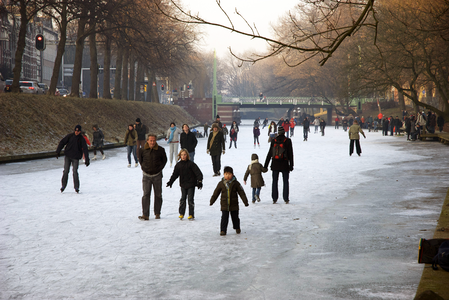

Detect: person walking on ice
166,122,182,167
348,120,366,156
166,149,203,220
243,154,268,203
210,166,249,236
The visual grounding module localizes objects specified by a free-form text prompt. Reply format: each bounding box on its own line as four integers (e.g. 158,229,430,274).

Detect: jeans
254,136,259,144
252,187,261,201
220,210,240,233
62,156,80,190
189,151,195,162
141,172,163,217
127,145,138,164
179,187,195,217
303,127,309,140
272,170,289,202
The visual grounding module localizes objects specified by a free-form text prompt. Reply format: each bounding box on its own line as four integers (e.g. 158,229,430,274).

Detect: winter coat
139,141,167,175
230,124,239,141
210,176,249,211
264,134,294,172
253,127,260,137
135,123,147,141
382,119,389,130
180,131,198,153
417,113,426,126
243,157,268,188
313,118,320,126
56,132,89,161
92,129,104,147
207,130,225,156
166,127,182,143
124,129,137,146
428,114,437,127
268,123,277,135
289,120,296,128
302,119,310,129
348,124,365,140
167,159,203,189
222,126,229,135
282,121,289,133
437,116,445,127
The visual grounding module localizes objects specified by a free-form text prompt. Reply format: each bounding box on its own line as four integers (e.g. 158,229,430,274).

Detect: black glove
85,160,90,167
166,182,172,188
290,166,294,172
56,153,59,159
197,181,203,190
245,204,249,207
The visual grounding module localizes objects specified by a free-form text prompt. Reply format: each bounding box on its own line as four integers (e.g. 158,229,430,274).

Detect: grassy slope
0,94,198,156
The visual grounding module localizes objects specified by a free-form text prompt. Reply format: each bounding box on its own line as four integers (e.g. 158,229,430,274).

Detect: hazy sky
185,0,299,58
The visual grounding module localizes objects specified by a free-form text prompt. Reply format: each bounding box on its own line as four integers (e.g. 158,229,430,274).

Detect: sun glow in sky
185,0,299,57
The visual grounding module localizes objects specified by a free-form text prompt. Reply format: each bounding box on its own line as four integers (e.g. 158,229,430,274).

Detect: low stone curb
414,187,449,300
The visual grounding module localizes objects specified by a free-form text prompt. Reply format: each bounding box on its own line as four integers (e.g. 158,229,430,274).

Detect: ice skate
220,231,226,236
179,215,184,220
127,164,131,168
135,163,138,167
138,215,149,221
102,154,106,160
92,155,97,160
188,215,194,220
236,229,241,234
255,195,260,202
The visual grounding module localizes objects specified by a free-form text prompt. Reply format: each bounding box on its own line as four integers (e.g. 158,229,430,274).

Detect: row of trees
6,0,202,100
162,0,449,120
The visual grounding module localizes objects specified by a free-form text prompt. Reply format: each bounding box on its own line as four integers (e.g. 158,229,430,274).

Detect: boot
102,154,106,160
92,155,97,160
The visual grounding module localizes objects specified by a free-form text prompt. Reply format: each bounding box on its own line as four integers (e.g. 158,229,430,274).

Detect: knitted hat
278,126,285,134
136,118,141,122
216,115,220,119
75,125,82,131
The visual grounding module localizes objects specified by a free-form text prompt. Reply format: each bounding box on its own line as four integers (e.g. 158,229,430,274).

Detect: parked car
58,88,69,97
4,79,12,92
19,81,44,94
38,83,49,94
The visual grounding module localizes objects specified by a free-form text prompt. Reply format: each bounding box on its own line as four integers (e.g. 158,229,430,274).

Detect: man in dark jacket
264,126,294,204
207,123,225,176
56,124,90,193
138,134,167,220
180,124,198,162
302,117,310,141
134,118,147,158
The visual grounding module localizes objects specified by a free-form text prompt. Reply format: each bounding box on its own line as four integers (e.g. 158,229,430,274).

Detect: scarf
209,131,218,149
168,126,177,143
249,159,258,170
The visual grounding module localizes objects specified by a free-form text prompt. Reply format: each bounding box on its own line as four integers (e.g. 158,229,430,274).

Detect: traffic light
161,84,164,91
187,84,191,90
35,34,45,51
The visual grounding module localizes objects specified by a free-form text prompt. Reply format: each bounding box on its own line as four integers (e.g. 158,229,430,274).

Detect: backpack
432,241,449,271
272,137,287,160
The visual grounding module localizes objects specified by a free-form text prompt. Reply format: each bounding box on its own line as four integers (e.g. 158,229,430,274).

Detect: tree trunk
49,3,67,96
135,60,143,101
398,90,405,110
103,27,111,99
70,15,88,98
113,46,123,99
129,52,135,101
11,0,28,93
121,47,129,100
89,30,98,98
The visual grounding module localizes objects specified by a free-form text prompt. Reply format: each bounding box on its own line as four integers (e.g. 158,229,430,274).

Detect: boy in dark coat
210,166,249,236
243,153,268,203
207,123,225,176
167,149,203,220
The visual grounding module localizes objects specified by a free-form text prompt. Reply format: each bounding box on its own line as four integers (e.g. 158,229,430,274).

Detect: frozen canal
1,120,448,299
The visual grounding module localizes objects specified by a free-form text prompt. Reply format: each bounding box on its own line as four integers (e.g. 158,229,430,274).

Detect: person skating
207,123,226,176
262,118,268,129
264,126,294,204
180,124,198,162
268,121,277,143
134,118,148,158
165,122,182,167
56,125,90,193
302,117,310,141
253,125,260,148
348,120,366,156
210,166,249,236
320,118,326,136
124,124,138,167
222,124,228,143
92,125,105,160
138,134,168,220
243,153,268,203
229,121,239,149
166,149,203,220
313,117,320,133
203,123,209,137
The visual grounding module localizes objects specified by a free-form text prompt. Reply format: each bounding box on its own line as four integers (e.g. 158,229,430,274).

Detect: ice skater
166,149,203,220
243,154,268,203
210,166,249,236
348,120,366,156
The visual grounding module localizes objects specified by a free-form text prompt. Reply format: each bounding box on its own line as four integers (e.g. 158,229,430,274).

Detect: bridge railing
221,97,333,106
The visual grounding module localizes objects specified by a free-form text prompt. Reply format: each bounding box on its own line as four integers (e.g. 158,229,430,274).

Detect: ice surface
1,119,448,299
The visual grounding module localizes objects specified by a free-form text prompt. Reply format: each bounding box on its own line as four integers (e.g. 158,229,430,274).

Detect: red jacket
289,120,296,128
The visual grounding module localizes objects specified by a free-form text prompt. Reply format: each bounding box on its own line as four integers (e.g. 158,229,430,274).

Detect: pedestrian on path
56,125,90,193
348,120,366,156
166,149,203,221
138,134,167,220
